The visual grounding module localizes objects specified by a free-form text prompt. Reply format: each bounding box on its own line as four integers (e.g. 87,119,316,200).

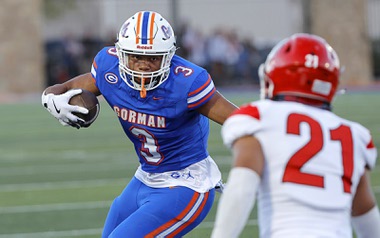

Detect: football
69,89,100,128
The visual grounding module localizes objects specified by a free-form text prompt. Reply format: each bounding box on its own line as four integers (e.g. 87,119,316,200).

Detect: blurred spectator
235,38,262,84
81,31,104,70
224,30,243,84
182,25,208,68
175,22,191,59
62,33,84,77
206,28,230,85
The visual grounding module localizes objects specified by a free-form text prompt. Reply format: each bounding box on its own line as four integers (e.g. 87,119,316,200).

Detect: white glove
42,89,89,129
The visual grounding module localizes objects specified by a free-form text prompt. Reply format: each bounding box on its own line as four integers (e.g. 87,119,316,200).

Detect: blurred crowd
45,24,272,87
45,33,112,86
176,24,272,86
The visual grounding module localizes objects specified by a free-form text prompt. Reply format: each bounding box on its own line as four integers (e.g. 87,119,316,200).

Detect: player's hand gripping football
41,89,89,129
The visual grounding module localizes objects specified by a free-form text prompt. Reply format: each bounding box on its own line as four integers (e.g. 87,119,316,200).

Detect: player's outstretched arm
196,91,238,125
351,170,380,238
44,73,100,95
211,136,264,238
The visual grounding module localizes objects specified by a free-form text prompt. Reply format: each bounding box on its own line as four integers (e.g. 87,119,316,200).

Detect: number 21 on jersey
282,113,354,194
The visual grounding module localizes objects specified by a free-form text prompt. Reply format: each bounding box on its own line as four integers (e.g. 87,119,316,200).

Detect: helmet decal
311,79,332,96
120,22,130,38
305,54,319,68
161,25,172,40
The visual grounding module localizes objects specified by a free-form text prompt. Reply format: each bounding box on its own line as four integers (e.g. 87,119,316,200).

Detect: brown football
69,89,100,128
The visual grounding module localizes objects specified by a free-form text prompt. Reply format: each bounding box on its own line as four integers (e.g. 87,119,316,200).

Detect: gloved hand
41,89,89,129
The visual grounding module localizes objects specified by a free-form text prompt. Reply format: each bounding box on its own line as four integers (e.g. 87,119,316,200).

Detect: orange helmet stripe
149,12,156,45
135,12,142,44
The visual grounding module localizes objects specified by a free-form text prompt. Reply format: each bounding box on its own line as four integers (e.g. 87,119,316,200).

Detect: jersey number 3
131,127,163,164
282,113,354,193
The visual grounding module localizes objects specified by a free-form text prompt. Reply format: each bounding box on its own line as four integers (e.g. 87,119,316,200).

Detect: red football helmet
259,33,340,104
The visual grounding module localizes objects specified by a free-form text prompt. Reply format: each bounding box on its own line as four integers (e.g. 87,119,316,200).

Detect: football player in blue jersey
42,11,238,237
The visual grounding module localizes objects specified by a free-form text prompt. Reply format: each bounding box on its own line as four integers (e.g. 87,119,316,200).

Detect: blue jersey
91,47,216,173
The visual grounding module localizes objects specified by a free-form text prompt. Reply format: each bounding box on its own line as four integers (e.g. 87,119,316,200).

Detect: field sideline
1,89,379,238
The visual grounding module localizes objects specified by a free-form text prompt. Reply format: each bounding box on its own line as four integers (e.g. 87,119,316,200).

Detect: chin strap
140,78,147,98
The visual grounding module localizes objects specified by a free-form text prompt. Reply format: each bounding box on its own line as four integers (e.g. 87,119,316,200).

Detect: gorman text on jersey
113,106,166,128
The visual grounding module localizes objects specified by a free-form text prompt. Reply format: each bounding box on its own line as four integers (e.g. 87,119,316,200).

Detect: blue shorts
102,176,215,237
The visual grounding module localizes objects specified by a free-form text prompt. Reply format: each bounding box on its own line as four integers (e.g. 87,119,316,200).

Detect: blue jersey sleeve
90,47,119,86
187,70,216,109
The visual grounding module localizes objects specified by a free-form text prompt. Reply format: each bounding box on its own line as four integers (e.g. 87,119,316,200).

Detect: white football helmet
115,11,177,93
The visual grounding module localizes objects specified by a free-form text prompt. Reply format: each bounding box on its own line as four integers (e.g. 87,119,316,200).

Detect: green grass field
1,90,379,238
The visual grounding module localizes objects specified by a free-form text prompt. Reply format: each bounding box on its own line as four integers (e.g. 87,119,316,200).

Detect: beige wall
310,0,372,85
0,0,44,95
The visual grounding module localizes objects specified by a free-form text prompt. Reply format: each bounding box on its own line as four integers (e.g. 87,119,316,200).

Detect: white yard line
2,175,378,193
0,201,112,214
1,186,379,212
2,186,380,214
0,228,103,238
198,219,258,228
0,178,129,192
0,220,258,238
0,163,128,176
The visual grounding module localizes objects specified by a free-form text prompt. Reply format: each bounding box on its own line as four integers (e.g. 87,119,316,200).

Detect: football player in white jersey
211,33,380,238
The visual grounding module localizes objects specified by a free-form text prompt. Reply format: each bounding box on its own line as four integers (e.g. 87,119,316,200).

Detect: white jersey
222,100,377,238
